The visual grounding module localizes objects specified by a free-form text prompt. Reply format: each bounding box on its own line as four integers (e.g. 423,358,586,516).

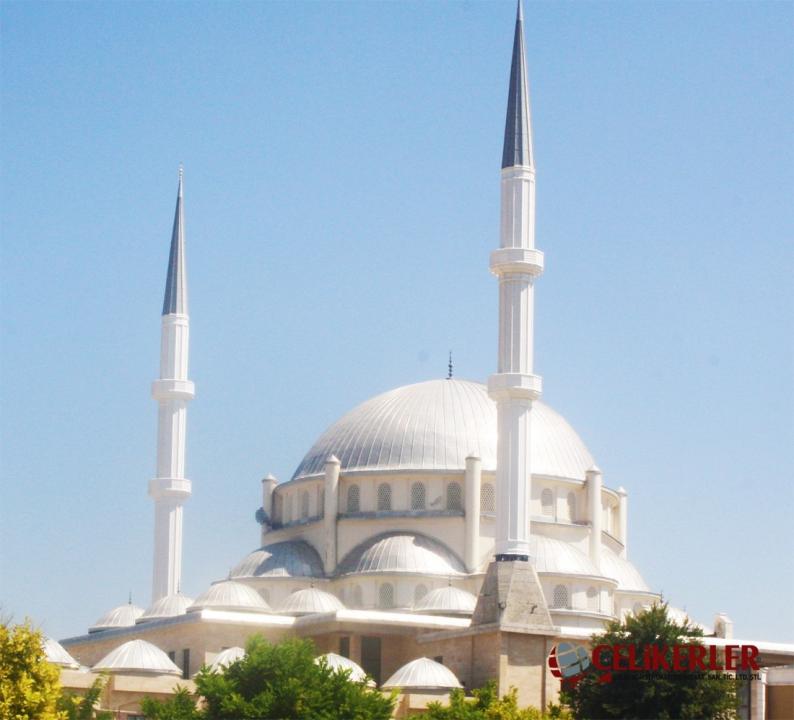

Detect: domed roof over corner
137,593,194,623
88,602,145,633
291,379,595,481
188,580,271,614
600,548,651,593
278,588,345,616
315,653,372,684
230,540,324,579
337,533,465,577
209,646,245,672
92,639,181,675
382,657,463,691
42,636,80,669
413,586,477,615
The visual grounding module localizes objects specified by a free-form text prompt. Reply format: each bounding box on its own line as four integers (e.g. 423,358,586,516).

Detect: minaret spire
149,168,195,602
488,1,544,560
502,0,533,170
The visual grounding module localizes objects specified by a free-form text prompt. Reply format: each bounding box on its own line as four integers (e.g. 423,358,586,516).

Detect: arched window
446,482,462,511
260,588,270,604
377,483,392,511
410,482,426,510
567,492,576,522
300,491,309,519
480,482,495,513
552,584,569,609
274,494,283,523
318,486,325,518
414,584,428,605
347,484,360,513
586,586,598,611
541,489,554,517
378,583,395,609
352,585,363,607
286,495,294,523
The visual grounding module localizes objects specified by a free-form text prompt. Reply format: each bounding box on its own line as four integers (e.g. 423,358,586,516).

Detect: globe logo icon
548,642,591,680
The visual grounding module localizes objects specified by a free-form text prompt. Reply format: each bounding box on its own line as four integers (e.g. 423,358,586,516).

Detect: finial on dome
447,351,453,379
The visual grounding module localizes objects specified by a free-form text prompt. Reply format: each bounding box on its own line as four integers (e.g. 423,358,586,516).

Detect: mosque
52,3,793,719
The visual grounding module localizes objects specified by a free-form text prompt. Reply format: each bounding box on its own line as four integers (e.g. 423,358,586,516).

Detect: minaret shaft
488,1,543,560
149,173,193,603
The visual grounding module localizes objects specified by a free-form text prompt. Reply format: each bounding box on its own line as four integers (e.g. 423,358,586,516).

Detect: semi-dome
382,657,463,691
600,548,650,592
189,580,271,614
89,602,145,633
92,639,181,675
230,540,324,579
531,534,602,577
337,532,465,577
137,593,194,623
292,379,594,480
209,646,245,672
279,588,345,616
315,653,371,684
413,586,477,615
43,636,80,669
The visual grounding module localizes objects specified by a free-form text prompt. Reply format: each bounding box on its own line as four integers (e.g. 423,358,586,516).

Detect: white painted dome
531,534,601,577
189,580,271,614
92,639,181,675
279,588,345,616
89,602,145,633
209,646,245,672
292,379,594,480
600,548,650,592
137,593,194,623
414,586,477,615
337,532,465,577
231,540,324,579
382,657,463,690
315,653,371,684
43,636,80,669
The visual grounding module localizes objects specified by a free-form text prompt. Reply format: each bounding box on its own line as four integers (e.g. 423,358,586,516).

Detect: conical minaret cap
502,0,533,169
162,168,187,315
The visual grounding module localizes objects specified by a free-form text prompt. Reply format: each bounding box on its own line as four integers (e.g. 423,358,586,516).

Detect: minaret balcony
488,373,542,401
148,477,192,500
151,379,195,401
489,247,544,277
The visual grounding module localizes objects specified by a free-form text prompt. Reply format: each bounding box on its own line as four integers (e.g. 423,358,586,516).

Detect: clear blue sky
1,1,792,642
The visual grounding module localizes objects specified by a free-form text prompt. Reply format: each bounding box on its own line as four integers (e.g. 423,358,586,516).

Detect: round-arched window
446,482,463,511
379,583,395,609
300,490,309,519
567,492,576,522
552,584,569,609
347,484,360,513
586,586,598,611
480,482,495,514
541,489,554,517
410,482,426,510
414,584,428,605
352,585,363,607
377,483,392,511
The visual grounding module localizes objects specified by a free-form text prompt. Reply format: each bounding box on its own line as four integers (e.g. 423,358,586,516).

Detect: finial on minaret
128,590,132,605
447,351,453,379
502,0,533,169
162,167,187,315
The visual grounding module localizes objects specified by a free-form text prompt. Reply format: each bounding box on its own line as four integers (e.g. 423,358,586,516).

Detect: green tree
561,603,738,720
426,681,571,720
142,636,395,720
57,676,113,720
0,619,65,720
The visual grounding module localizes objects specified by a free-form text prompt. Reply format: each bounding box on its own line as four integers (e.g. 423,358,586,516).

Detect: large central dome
292,379,594,480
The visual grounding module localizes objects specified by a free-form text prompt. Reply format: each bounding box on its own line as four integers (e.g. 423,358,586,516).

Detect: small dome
230,540,324,579
189,580,271,614
292,379,595,481
209,646,245,672
413,587,477,615
89,602,145,633
42,637,80,669
382,657,463,691
278,588,345,616
531,535,601,577
337,533,465,577
600,548,650,592
92,639,181,675
137,593,194,623
315,653,371,684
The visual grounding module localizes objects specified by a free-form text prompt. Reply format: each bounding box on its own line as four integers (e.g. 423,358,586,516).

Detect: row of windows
540,489,577,521
346,481,465,513
550,584,602,612
276,485,325,524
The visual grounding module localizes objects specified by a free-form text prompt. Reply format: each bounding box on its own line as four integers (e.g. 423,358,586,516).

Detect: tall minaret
488,0,544,560
149,168,194,602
